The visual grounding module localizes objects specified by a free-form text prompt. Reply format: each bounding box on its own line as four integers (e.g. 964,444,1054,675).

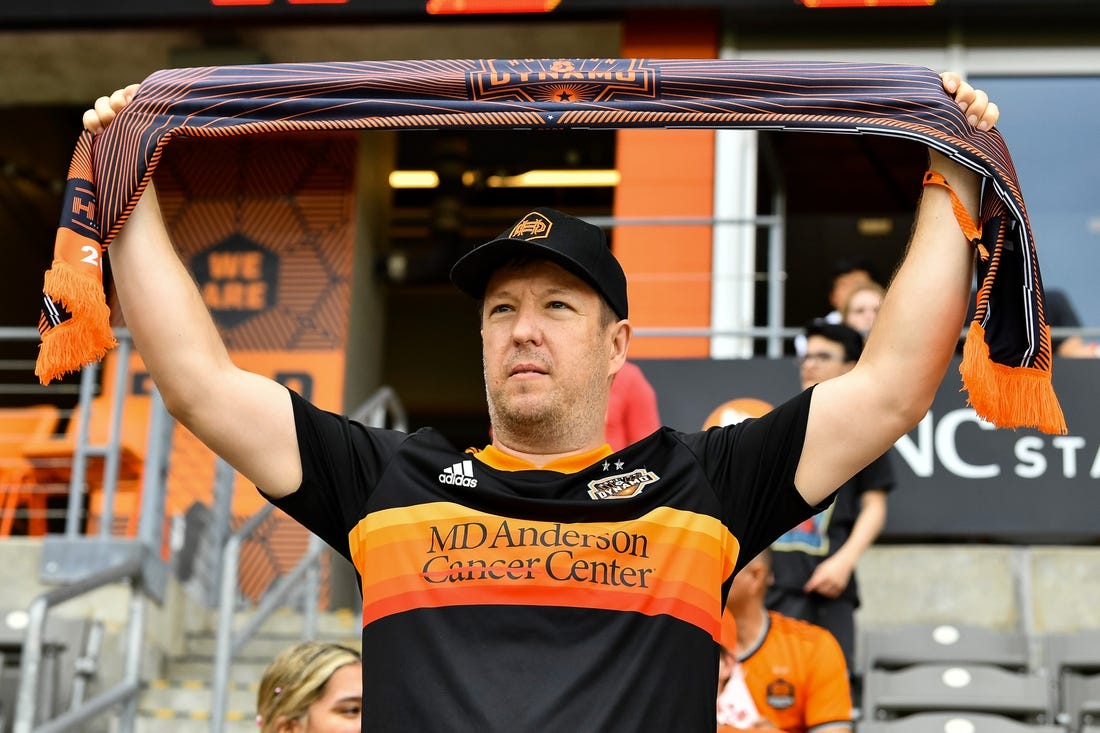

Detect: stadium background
0,2,1098,730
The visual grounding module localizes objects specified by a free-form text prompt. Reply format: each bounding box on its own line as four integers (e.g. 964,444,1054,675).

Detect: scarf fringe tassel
960,321,1067,435
34,260,117,385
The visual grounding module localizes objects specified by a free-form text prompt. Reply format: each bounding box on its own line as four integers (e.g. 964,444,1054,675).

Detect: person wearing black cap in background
83,74,997,733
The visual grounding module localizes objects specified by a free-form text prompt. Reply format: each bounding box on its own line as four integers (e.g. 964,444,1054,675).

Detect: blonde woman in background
841,282,885,337
257,641,362,732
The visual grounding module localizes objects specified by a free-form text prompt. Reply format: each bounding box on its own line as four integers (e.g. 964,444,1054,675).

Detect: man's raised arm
794,74,998,506
88,86,303,498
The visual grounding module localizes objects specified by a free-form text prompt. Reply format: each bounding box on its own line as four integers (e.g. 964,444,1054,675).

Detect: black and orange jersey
738,610,852,733
269,387,819,732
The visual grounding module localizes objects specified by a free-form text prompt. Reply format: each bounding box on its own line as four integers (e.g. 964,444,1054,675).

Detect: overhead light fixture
486,169,621,188
857,217,894,236
389,170,440,189
800,0,935,6
388,169,620,189
426,0,561,14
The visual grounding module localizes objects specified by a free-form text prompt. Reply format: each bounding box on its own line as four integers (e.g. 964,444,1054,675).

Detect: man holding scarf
81,72,997,732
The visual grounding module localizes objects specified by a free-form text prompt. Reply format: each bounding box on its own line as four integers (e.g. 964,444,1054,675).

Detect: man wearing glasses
769,321,895,702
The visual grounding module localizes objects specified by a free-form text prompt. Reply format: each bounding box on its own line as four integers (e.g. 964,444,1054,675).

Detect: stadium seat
1045,629,1100,681
1060,671,1100,732
857,711,1064,733
19,392,148,537
1041,630,1100,727
862,663,1052,723
0,405,61,536
859,623,1032,675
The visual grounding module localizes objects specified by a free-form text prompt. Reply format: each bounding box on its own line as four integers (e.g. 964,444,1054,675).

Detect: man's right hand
87,82,304,500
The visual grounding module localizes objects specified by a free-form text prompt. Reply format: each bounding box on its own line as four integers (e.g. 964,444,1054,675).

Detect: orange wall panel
616,12,719,357
130,134,358,521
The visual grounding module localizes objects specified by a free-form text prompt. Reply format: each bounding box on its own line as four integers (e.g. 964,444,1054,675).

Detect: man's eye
490,303,513,314
548,301,569,310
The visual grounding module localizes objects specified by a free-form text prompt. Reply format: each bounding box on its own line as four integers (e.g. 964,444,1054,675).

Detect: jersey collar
471,443,613,474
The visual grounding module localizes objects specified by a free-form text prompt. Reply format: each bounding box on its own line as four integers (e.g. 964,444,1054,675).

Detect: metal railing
4,326,407,732
0,328,82,400
0,327,138,536
208,385,408,733
349,385,409,432
209,505,325,732
3,325,174,733
62,338,133,539
585,213,790,357
13,553,146,733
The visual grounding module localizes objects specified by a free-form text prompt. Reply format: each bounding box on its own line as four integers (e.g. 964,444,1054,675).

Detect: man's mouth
509,362,548,377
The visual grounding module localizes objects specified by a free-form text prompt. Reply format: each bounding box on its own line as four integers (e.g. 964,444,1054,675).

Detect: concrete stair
132,608,360,733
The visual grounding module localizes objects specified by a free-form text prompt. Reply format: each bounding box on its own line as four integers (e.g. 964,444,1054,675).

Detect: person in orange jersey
719,549,851,733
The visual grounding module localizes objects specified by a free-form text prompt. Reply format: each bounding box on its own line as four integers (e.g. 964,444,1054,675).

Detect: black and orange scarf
35,58,1067,434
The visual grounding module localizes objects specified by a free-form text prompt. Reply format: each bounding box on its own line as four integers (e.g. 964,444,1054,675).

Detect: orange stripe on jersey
363,584,723,638
360,543,722,620
357,526,725,587
350,502,740,640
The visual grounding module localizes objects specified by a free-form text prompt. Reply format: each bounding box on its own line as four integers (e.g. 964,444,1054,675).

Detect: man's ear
609,319,632,371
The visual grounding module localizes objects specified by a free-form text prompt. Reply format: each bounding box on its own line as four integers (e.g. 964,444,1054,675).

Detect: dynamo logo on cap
508,211,553,241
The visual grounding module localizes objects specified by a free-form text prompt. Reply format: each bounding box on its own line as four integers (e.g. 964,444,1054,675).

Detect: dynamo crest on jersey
588,468,659,501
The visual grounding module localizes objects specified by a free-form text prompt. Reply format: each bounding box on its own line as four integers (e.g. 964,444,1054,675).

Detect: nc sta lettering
895,408,1100,479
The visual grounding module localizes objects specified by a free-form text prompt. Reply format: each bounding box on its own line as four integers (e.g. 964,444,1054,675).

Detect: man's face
829,268,871,311
481,259,623,445
799,334,854,390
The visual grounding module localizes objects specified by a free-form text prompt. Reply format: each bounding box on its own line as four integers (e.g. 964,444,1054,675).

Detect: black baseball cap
831,256,880,284
449,207,628,320
804,319,864,362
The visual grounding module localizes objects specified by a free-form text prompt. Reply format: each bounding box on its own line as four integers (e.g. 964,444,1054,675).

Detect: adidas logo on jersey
439,459,478,487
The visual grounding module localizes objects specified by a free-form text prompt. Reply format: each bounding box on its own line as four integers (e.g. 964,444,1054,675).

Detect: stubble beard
485,355,608,453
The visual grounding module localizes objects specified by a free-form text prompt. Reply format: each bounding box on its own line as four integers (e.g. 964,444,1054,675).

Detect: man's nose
511,305,543,345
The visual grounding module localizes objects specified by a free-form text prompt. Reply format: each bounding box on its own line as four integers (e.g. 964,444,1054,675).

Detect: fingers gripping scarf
35,58,1067,434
